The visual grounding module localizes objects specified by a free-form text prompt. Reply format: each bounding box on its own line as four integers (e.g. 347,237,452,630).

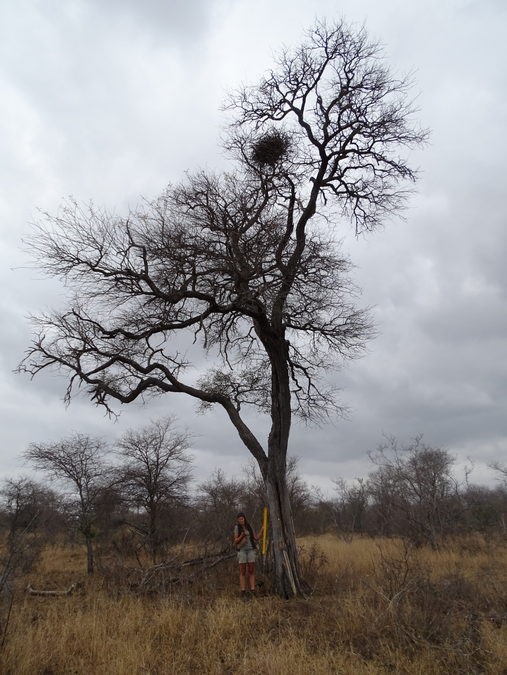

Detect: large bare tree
19,21,427,596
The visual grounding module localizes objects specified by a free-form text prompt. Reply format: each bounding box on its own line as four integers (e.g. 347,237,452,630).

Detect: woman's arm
254,525,264,541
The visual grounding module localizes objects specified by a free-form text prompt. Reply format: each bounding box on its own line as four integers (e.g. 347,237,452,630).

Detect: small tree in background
0,478,63,545
19,20,427,596
331,478,369,539
368,436,460,547
25,434,109,574
0,479,56,613
116,417,191,563
196,469,246,545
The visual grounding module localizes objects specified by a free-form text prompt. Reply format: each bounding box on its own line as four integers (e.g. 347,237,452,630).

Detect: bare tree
368,436,460,548
196,469,246,545
0,477,62,543
18,20,426,596
25,434,109,574
490,462,507,483
489,463,507,535
116,417,191,563
0,478,52,643
332,478,369,539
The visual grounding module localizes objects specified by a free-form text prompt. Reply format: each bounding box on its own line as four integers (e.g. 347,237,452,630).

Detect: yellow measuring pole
261,507,268,554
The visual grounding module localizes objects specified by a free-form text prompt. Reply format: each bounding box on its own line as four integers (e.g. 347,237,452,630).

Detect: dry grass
1,534,507,674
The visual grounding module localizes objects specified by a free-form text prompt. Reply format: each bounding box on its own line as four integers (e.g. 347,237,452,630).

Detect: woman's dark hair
236,513,256,549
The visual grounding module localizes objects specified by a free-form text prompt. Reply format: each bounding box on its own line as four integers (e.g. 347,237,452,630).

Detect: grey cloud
1,0,506,493
85,0,226,45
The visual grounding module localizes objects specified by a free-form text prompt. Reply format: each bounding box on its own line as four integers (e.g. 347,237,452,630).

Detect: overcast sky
1,0,506,495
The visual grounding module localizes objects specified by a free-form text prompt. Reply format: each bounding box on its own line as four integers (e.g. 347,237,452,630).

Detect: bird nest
251,131,290,166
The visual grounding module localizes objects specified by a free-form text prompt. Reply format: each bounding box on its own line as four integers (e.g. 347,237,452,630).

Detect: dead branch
139,548,235,589
25,583,80,597
100,547,236,594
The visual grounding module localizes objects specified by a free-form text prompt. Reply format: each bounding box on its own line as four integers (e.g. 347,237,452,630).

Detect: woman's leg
239,563,247,591
247,562,256,591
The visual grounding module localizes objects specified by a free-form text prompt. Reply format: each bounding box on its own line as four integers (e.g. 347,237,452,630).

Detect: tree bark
265,465,308,598
85,535,94,575
255,330,309,597
149,503,158,565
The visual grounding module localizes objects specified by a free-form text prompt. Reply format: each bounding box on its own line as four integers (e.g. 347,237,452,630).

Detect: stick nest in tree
251,132,290,166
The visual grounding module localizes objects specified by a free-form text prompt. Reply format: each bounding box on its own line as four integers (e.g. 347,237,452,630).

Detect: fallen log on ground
139,548,236,589
25,583,78,597
100,547,237,594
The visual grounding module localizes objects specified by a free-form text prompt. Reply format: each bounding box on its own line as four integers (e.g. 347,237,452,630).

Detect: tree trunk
149,505,158,565
265,462,308,598
253,328,308,597
85,535,94,575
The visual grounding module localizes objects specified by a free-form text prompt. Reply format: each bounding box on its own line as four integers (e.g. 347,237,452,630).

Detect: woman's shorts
237,548,257,564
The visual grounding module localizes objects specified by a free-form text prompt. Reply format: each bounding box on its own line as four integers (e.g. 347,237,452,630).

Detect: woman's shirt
234,525,255,550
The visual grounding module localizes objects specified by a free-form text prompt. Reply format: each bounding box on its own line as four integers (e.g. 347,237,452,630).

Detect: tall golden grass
1,534,506,674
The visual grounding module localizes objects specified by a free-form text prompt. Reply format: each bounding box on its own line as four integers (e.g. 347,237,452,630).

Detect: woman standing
233,513,263,598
